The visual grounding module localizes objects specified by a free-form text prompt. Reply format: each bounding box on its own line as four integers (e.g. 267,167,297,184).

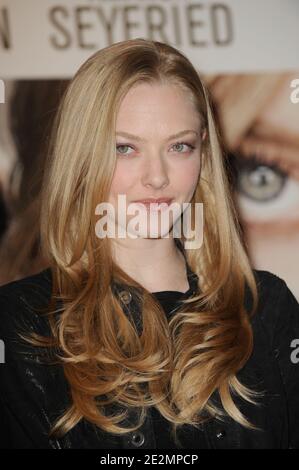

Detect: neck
111,236,188,293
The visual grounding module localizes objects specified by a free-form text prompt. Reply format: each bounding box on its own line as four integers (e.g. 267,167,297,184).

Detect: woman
0,39,298,449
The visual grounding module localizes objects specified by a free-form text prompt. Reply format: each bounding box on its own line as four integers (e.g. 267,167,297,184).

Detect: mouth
132,198,174,211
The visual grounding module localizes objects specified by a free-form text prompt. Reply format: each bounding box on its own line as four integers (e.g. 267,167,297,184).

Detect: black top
0,267,299,449
0,267,202,449
153,289,188,316
151,288,209,449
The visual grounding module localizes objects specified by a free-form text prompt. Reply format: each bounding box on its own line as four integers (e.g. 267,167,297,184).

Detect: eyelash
235,150,290,179
116,141,196,156
238,139,296,177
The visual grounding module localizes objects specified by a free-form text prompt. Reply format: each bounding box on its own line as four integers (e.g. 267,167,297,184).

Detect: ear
201,128,207,141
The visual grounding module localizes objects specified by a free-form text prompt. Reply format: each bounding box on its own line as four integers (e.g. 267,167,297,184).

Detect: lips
133,198,173,205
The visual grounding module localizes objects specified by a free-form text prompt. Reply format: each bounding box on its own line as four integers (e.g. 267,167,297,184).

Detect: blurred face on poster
205,72,299,299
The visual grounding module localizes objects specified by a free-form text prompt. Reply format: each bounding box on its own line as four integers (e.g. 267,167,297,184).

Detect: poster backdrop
0,0,299,78
0,0,299,299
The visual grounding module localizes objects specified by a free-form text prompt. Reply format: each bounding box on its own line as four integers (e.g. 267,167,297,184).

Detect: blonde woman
0,39,298,449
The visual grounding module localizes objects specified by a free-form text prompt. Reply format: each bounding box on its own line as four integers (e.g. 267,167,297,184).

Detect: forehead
116,82,201,127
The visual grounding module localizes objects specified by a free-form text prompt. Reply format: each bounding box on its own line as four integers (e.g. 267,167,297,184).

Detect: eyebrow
252,123,299,148
115,130,199,142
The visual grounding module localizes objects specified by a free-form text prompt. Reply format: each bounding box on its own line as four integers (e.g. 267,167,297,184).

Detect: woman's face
232,74,299,299
108,82,203,240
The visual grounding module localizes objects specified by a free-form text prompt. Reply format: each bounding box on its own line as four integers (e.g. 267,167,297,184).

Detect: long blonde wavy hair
27,38,261,445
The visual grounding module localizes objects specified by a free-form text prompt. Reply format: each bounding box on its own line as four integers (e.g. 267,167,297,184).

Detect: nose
141,152,169,189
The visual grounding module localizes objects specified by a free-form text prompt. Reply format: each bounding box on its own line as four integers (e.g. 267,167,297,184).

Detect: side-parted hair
26,38,261,445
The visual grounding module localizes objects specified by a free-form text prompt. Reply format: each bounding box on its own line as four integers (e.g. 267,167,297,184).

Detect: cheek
174,161,201,195
109,165,136,197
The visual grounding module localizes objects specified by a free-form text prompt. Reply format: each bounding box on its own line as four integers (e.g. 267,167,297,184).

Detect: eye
171,142,195,153
116,141,196,157
229,151,299,223
116,144,135,156
229,152,287,202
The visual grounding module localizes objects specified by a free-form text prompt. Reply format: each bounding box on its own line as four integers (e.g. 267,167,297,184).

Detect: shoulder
250,269,299,448
0,267,52,300
250,269,299,350
0,268,54,352
0,267,60,387
0,270,68,448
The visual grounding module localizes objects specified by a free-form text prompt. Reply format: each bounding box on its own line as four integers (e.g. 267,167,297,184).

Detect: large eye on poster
204,72,299,300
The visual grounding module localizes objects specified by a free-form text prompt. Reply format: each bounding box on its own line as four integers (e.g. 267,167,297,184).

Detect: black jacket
0,266,299,449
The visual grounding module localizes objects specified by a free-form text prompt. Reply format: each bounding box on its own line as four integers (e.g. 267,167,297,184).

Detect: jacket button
216,430,226,439
131,431,145,447
119,290,132,305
